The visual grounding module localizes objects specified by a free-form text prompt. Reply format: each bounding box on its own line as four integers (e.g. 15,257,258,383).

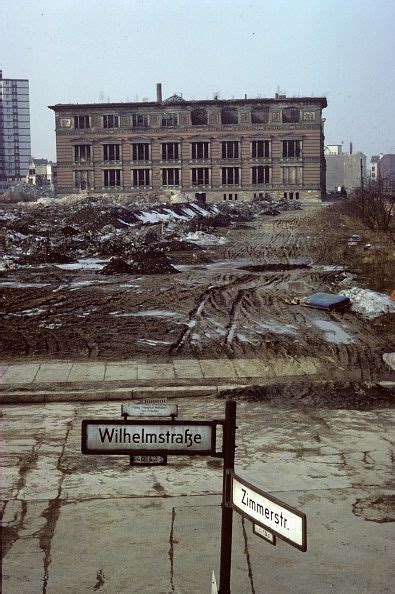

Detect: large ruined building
49,84,327,202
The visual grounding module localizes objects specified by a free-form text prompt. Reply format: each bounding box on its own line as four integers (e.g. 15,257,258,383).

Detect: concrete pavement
1,398,393,593
0,355,365,404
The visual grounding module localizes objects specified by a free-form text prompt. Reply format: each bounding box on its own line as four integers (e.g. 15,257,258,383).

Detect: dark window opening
132,143,150,161
251,140,270,158
74,144,91,163
221,108,238,125
192,168,209,186
222,167,240,185
283,140,301,158
222,141,239,159
132,114,149,128
104,169,121,187
74,115,90,129
191,141,209,159
161,113,178,127
282,107,300,123
132,169,150,187
162,142,180,160
74,170,92,190
252,166,270,184
103,144,120,161
251,107,269,124
162,168,180,186
103,115,119,128
191,108,208,125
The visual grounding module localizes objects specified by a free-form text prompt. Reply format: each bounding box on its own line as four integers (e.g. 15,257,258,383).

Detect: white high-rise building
0,70,31,191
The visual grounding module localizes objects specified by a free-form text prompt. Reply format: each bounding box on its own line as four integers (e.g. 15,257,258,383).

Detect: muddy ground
0,197,394,385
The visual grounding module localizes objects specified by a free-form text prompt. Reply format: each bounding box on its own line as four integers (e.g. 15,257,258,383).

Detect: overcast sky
1,0,394,162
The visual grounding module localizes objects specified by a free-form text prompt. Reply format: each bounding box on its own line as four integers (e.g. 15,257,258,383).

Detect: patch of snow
382,353,395,372
0,281,51,288
55,258,107,270
110,309,180,318
183,231,228,246
313,319,354,344
340,287,395,319
256,320,297,335
136,338,172,346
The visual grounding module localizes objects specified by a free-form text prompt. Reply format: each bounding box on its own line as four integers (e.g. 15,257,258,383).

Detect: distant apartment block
0,70,31,191
378,154,395,196
49,84,327,202
325,143,366,192
26,157,57,192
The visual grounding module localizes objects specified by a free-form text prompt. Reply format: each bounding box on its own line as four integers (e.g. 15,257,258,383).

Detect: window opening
132,169,150,187
283,140,301,158
103,169,121,187
103,144,120,161
191,108,208,125
132,114,149,128
191,141,209,159
282,107,300,123
221,108,238,124
192,168,209,186
132,143,150,161
162,142,179,160
162,169,180,186
251,140,270,158
222,141,239,159
103,115,119,128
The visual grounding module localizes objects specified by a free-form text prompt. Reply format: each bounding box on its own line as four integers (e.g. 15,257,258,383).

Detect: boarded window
74,170,92,190
191,108,208,125
282,167,302,185
221,108,238,125
282,107,300,123
251,107,269,124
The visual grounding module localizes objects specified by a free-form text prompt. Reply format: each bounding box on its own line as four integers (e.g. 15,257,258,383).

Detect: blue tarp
304,292,351,311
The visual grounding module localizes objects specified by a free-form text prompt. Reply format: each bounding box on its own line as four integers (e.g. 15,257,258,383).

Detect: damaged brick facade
49,86,327,202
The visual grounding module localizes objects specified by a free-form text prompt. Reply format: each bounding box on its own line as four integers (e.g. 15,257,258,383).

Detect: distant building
378,154,395,196
325,143,366,193
26,158,57,192
370,154,382,181
0,70,31,192
49,84,327,202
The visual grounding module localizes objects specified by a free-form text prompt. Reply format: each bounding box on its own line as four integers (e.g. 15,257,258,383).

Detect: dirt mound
67,205,139,232
240,263,310,272
187,212,232,231
100,258,134,274
99,247,179,275
218,381,394,410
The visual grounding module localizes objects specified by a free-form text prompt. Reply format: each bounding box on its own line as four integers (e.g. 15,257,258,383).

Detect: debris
303,292,351,312
340,288,395,319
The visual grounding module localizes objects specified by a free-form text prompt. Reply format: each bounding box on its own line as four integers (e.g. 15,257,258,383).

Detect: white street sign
253,524,276,545
82,421,214,455
121,402,178,418
230,473,306,551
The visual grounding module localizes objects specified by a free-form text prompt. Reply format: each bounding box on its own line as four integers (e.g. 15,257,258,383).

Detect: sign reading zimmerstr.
81,420,216,456
230,472,307,551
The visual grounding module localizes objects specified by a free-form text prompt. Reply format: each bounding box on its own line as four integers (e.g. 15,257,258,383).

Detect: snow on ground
183,231,228,246
340,287,395,319
109,309,181,318
55,258,107,270
313,319,354,344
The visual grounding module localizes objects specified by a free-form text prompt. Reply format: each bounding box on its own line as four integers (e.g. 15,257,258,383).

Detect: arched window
191,108,208,125
221,108,238,125
282,107,300,123
251,107,269,124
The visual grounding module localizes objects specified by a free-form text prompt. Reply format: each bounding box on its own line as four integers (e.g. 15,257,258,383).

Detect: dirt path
1,204,393,385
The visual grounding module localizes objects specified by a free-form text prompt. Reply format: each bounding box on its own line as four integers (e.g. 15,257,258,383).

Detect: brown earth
0,200,394,389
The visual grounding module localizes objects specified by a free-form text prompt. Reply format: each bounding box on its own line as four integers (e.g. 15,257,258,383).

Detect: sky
1,0,394,162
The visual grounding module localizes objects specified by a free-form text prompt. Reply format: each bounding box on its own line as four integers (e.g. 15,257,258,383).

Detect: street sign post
81,419,219,456
230,472,307,552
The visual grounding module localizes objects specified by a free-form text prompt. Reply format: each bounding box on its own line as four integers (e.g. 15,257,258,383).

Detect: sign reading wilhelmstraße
230,472,307,551
81,419,217,456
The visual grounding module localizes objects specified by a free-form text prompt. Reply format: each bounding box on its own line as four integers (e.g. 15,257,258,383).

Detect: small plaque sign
253,523,276,545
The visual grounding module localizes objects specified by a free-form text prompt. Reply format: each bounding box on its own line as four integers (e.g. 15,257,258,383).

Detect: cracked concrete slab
34,363,73,383
0,364,40,384
1,398,393,593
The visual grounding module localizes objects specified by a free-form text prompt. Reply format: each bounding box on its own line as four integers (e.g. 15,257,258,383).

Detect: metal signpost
81,399,307,594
